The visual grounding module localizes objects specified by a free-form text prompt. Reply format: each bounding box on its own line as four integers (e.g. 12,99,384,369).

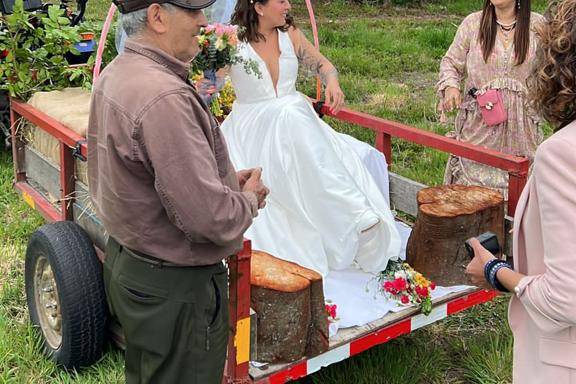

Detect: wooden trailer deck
10,98,524,383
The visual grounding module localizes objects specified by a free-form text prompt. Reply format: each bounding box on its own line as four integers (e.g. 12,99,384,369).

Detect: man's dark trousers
103,237,229,384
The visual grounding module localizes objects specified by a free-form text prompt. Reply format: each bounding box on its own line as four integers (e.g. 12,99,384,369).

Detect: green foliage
79,19,120,71
0,0,93,100
191,26,261,79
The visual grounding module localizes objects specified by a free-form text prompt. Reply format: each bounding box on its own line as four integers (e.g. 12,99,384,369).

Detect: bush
0,0,93,100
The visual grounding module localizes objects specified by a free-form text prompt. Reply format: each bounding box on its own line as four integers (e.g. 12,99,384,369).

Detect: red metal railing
10,99,86,222
316,104,530,216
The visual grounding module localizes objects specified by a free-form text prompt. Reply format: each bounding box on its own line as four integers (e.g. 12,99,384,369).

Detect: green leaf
47,6,61,23
57,17,71,26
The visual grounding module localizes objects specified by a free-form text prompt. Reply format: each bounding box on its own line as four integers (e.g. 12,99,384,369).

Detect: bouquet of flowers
325,301,338,322
192,72,236,118
211,78,236,118
192,23,260,113
377,260,436,315
325,300,339,336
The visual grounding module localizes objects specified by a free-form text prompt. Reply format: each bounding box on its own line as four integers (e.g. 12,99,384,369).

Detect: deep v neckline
248,31,283,97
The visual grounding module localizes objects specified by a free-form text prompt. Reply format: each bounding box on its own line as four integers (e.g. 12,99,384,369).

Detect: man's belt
120,244,184,268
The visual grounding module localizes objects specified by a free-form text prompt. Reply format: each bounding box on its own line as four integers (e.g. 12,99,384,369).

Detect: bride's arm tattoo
294,29,339,85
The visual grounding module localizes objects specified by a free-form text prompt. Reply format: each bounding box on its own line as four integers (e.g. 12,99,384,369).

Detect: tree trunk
250,251,329,363
406,185,505,286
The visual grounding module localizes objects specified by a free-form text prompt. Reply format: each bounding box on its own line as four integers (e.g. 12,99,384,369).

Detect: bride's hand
325,78,345,114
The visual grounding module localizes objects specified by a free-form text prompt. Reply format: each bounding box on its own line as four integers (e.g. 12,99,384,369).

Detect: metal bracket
313,100,325,119
72,139,87,161
3,131,10,151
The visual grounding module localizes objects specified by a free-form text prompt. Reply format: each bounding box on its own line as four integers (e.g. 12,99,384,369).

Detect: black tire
25,221,108,368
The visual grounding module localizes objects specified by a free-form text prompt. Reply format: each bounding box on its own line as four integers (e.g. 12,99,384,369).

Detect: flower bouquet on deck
377,260,436,316
325,300,339,337
191,23,261,115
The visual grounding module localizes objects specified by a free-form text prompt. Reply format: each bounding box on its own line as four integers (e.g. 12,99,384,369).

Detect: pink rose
392,277,407,292
416,286,429,298
325,304,337,318
383,281,394,292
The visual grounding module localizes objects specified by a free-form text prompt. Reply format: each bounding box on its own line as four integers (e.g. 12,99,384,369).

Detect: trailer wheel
25,221,108,368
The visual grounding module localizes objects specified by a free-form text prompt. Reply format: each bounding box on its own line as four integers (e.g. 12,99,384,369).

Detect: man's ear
146,3,170,34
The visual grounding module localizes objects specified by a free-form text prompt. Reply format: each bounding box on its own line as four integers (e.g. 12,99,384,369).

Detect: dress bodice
230,30,298,103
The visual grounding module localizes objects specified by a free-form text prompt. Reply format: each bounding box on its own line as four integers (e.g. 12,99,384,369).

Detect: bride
219,0,402,277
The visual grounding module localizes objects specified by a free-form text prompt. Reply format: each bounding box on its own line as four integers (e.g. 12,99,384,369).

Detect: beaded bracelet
484,259,511,292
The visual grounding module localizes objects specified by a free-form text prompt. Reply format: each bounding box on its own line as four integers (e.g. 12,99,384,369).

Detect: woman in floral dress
437,0,545,199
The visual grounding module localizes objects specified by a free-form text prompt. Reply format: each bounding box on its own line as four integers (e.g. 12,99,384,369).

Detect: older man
87,1,268,382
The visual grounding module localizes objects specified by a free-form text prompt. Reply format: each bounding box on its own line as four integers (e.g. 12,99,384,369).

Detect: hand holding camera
465,231,500,259
464,232,503,289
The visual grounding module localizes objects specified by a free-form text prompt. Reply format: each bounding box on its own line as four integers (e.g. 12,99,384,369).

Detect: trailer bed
10,97,524,383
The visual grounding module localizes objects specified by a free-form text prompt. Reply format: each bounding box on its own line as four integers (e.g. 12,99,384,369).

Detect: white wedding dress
220,30,473,336
221,30,402,277
222,32,401,276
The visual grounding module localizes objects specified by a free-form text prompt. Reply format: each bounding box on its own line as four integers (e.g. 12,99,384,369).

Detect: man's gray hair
121,3,177,37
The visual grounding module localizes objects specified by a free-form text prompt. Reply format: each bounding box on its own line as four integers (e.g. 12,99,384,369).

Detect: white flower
394,270,406,279
215,37,226,51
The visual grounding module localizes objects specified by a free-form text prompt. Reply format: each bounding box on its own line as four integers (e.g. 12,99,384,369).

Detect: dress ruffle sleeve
437,14,477,98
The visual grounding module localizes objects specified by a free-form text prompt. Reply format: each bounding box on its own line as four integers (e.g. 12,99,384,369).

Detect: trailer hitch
72,139,86,161
313,100,325,119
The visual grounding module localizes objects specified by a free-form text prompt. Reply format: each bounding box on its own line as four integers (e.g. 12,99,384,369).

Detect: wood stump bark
406,185,504,286
250,251,329,363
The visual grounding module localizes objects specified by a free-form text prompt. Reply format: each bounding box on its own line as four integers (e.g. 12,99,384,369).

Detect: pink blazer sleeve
516,136,576,333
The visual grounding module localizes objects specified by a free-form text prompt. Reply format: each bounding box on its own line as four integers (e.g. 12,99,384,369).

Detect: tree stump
250,251,329,363
406,185,504,286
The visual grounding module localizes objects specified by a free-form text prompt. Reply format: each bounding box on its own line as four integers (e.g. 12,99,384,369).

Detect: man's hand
465,238,496,289
237,168,255,189
242,168,269,209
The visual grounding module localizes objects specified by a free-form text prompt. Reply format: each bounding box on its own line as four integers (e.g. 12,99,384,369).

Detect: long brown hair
231,0,295,42
479,0,532,65
529,0,576,130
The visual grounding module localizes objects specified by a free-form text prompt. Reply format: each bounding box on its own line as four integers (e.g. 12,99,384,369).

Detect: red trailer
10,93,526,382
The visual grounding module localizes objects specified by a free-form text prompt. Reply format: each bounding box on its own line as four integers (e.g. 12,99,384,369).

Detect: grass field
0,0,549,382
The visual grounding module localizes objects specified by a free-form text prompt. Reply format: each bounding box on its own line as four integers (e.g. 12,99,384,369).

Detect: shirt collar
124,40,191,81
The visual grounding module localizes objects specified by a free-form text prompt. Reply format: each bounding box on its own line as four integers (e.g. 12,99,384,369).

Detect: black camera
465,231,500,259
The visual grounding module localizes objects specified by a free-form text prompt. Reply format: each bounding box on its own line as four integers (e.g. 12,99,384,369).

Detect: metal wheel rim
33,255,62,350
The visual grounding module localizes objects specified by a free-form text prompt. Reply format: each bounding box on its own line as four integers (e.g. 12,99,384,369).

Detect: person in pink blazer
465,1,576,382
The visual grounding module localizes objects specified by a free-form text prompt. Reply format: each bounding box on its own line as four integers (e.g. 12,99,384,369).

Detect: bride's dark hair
231,0,295,43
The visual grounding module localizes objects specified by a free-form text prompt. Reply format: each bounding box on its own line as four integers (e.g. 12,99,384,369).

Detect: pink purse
476,89,507,126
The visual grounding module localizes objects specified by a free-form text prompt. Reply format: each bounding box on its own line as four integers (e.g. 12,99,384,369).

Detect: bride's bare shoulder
286,25,301,40
286,25,308,51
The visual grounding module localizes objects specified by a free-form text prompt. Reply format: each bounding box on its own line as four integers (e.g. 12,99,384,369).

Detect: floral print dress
437,11,545,199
